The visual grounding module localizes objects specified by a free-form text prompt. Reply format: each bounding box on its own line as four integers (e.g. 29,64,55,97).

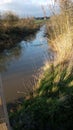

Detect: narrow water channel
0,26,54,103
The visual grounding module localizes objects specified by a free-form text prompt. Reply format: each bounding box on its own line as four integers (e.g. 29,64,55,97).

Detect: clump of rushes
8,0,73,130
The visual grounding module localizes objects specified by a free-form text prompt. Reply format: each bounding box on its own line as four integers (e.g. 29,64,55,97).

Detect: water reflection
23,33,37,42
0,31,37,73
0,26,54,103
0,45,22,72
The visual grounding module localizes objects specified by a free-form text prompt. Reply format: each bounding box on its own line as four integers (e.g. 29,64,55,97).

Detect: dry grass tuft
46,0,73,65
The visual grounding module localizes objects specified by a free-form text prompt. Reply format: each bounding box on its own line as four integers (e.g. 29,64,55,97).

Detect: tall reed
46,0,73,64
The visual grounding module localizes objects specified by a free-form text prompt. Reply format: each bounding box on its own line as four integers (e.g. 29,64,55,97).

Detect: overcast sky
0,0,58,17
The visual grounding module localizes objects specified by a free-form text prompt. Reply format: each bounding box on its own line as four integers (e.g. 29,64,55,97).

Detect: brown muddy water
0,26,54,103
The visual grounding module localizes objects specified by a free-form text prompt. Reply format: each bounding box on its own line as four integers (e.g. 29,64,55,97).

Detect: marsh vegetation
0,0,73,129
0,12,43,51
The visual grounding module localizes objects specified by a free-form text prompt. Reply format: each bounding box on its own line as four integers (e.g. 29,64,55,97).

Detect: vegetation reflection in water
0,31,37,73
0,26,54,102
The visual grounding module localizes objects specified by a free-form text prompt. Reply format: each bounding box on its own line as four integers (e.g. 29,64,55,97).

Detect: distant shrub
3,11,19,22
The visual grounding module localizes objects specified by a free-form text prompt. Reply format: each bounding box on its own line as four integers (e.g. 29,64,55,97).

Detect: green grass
8,62,73,130
34,19,45,24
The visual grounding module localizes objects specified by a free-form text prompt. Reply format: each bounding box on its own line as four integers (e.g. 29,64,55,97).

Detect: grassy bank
9,63,73,130
0,12,43,51
8,1,73,130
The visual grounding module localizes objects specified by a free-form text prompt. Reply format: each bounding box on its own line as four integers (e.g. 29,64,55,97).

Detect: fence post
0,74,11,130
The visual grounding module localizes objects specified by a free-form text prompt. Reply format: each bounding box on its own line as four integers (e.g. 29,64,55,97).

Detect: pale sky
0,0,57,17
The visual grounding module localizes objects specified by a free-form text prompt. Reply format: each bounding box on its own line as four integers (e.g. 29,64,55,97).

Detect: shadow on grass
8,61,73,130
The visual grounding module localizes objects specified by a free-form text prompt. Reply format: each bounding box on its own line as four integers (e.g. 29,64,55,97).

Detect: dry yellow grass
46,0,73,65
